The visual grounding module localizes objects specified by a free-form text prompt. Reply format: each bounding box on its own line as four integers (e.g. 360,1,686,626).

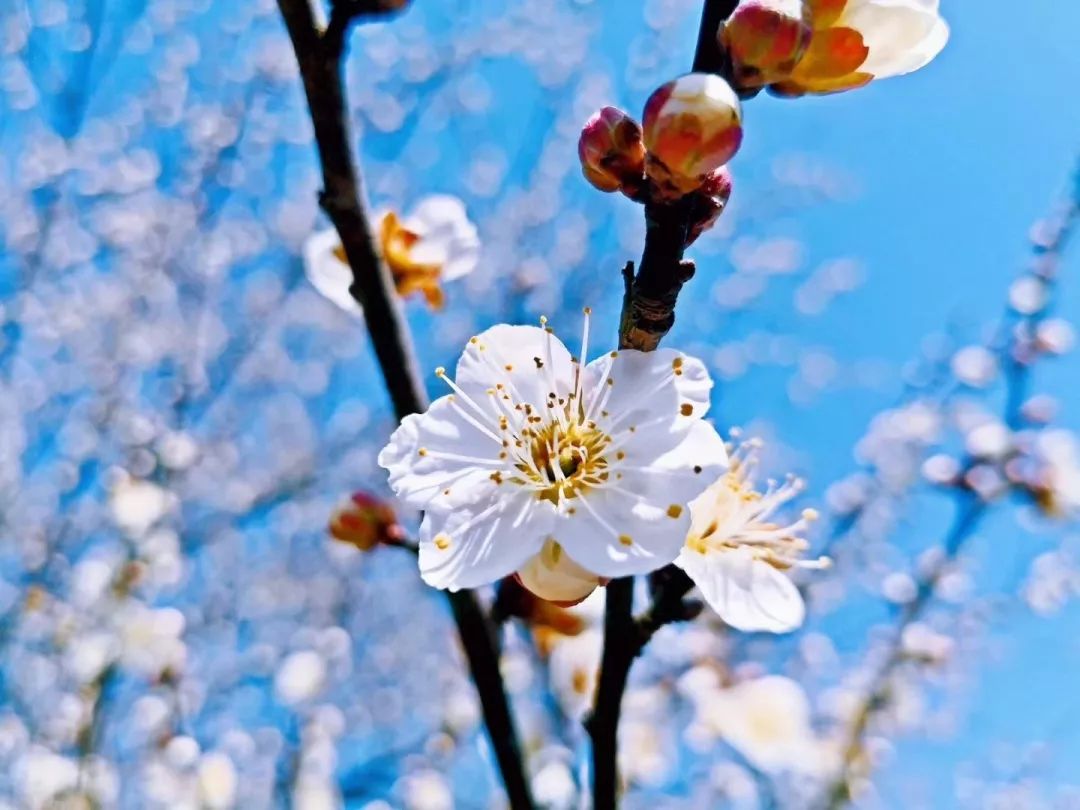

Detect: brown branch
591,2,741,806
275,3,534,807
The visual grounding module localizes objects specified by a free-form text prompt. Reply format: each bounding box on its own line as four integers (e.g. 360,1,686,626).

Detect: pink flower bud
577,106,647,194
329,491,402,551
642,74,743,197
686,168,734,246
721,0,812,88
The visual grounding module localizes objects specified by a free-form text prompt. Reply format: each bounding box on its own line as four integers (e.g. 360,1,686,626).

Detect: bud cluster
578,74,743,243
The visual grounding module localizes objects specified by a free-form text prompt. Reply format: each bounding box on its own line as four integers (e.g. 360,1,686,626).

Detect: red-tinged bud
721,0,812,89
686,168,734,246
642,74,743,199
328,491,402,551
578,106,647,195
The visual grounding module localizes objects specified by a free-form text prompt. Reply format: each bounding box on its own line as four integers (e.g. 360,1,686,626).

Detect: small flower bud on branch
642,73,743,200
578,106,648,196
328,491,404,550
720,0,812,91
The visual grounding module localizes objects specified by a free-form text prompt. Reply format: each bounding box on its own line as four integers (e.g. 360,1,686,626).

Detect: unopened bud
686,168,734,246
328,491,402,551
642,74,743,198
515,540,604,607
721,0,811,89
578,106,647,195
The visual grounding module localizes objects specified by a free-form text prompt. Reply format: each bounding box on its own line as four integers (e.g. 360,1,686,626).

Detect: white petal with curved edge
516,540,601,604
406,195,481,281
586,348,713,444
302,229,362,316
418,494,552,590
845,0,946,78
677,546,805,633
377,394,505,513
454,324,576,410
557,487,692,576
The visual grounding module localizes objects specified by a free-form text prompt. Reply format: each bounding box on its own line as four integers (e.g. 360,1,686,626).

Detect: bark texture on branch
275,3,534,807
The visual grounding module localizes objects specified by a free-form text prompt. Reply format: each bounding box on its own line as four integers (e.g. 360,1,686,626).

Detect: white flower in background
1028,429,1080,517
548,628,602,720
676,436,828,633
109,474,171,536
117,604,187,677
378,312,729,591
13,746,79,809
402,769,454,810
775,0,949,95
274,650,327,706
303,194,480,315
197,752,239,810
700,675,824,774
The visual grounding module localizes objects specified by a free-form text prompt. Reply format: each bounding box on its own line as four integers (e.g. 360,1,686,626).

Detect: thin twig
274,3,534,806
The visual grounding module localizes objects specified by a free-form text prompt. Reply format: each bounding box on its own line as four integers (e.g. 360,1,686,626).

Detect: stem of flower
275,4,534,806
591,3,741,806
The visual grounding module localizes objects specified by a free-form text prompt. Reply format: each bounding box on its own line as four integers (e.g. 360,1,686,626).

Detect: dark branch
591,3,741,806
275,3,534,806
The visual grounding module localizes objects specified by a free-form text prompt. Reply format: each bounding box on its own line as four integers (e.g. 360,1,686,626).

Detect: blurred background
1,0,1079,807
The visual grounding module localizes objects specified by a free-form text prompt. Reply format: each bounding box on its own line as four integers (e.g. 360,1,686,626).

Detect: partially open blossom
686,168,734,246
772,0,949,96
515,539,606,606
328,491,403,551
378,312,729,591
675,436,828,632
578,106,647,195
303,194,479,314
642,74,743,198
721,0,812,89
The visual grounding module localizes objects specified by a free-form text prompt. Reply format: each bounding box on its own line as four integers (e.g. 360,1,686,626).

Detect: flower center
519,418,612,505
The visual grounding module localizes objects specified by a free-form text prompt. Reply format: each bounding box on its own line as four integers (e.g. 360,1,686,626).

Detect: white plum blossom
675,437,827,633
197,752,239,809
840,0,949,80
378,313,729,591
697,675,829,775
779,0,949,95
303,194,480,316
274,650,327,706
108,475,171,536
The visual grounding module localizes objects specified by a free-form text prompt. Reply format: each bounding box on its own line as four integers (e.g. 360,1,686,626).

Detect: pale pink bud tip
577,106,646,194
642,74,743,196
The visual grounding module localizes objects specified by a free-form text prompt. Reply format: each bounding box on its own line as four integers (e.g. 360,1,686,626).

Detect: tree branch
275,3,534,806
591,3,740,806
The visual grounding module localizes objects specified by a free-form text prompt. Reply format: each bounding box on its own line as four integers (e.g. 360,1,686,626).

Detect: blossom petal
377,394,505,513
844,0,946,77
586,347,713,449
418,494,550,590
676,547,805,633
455,324,576,410
405,195,481,281
303,229,362,316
